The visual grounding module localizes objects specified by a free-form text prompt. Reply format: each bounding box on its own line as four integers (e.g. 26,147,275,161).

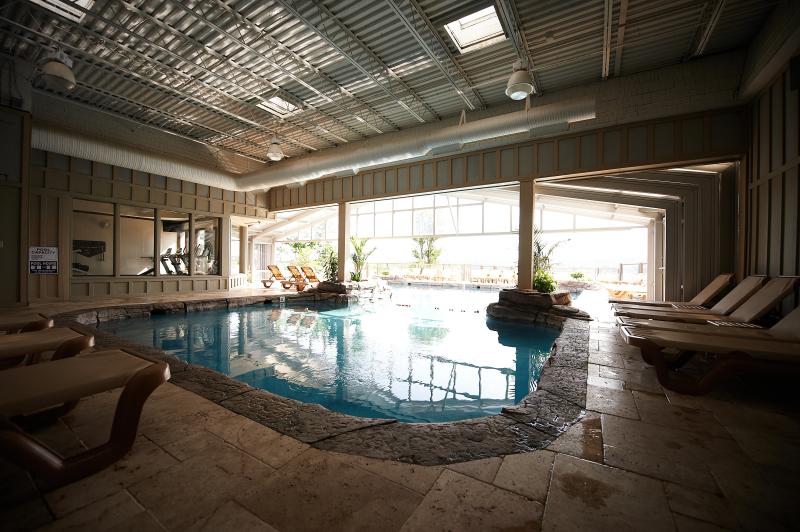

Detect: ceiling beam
272,0,438,124
691,0,726,57
495,0,540,94
386,0,483,110
612,0,629,77
601,0,614,80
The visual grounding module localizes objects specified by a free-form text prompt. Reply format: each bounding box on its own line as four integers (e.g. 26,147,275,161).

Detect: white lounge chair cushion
0,350,153,416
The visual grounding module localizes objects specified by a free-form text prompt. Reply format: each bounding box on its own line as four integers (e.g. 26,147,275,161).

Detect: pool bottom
54,295,590,465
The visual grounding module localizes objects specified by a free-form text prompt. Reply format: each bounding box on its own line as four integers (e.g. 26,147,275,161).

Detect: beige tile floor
2,305,800,531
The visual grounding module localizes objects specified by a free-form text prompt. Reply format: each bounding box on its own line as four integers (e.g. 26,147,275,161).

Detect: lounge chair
0,312,52,334
0,349,169,485
0,328,94,369
613,275,767,322
617,305,800,341
609,273,734,308
262,265,295,289
286,265,306,284
620,325,800,395
300,266,321,284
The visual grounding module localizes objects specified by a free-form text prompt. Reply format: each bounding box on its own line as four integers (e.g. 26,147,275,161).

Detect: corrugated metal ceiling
0,0,777,168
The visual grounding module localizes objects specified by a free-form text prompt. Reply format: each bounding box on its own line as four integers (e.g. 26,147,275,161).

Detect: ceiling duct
31,125,239,190
33,99,595,193
236,98,596,191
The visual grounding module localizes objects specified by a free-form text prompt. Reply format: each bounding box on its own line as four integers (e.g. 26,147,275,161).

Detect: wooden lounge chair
615,276,796,325
0,312,53,334
609,273,734,308
617,305,800,341
286,265,309,291
300,266,321,284
262,265,295,290
0,328,94,369
0,349,170,485
620,326,800,395
613,275,766,322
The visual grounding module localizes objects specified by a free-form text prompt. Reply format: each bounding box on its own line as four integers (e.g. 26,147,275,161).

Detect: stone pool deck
2,294,800,531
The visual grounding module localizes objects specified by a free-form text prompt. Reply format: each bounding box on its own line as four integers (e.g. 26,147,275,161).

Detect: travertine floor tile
598,365,662,393
542,454,674,532
587,385,639,419
401,469,543,532
547,412,603,463
672,514,732,532
445,457,502,483
189,500,278,532
663,482,736,529
602,414,745,491
46,437,178,518
493,450,555,502
632,391,730,439
39,490,144,532
237,450,422,532
335,453,443,495
129,448,274,530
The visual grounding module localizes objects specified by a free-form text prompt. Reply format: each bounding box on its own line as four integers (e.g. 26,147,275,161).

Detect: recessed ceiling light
29,0,95,23
444,6,506,54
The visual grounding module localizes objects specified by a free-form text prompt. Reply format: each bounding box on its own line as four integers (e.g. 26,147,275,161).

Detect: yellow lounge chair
262,265,296,290
300,266,321,284
0,349,170,485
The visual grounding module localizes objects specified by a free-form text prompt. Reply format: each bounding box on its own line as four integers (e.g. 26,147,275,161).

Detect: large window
120,206,155,275
160,211,190,275
194,216,220,275
72,200,114,276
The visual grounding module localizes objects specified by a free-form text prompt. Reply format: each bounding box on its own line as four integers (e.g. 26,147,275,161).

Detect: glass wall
72,200,114,276
194,216,220,275
119,206,155,275
160,211,190,275
72,199,222,277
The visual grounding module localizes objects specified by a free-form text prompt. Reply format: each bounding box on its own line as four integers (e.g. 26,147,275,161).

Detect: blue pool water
101,286,559,423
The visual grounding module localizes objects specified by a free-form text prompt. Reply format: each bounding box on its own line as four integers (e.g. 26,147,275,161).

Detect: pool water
101,286,559,423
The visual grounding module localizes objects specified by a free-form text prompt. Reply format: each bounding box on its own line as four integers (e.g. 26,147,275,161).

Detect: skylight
29,0,95,23
444,6,505,53
257,95,300,117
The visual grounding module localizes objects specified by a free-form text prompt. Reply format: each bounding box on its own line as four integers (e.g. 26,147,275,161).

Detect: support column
517,180,536,290
239,225,248,275
337,202,351,282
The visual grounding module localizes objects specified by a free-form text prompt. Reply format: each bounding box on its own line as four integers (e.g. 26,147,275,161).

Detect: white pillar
239,225,248,275
517,180,536,290
337,202,351,282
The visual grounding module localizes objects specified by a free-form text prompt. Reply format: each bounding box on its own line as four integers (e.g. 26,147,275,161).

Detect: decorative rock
151,302,186,314
317,281,347,294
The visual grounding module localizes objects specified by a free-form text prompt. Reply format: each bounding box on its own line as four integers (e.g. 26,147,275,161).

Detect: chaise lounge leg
0,361,169,486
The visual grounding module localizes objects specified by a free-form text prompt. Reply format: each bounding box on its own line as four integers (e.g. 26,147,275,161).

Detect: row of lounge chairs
262,264,320,290
0,316,169,485
612,273,800,395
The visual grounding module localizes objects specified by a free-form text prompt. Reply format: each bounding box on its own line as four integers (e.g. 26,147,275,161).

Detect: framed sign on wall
29,246,58,274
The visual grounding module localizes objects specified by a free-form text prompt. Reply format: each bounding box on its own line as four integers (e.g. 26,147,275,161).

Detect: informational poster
29,246,58,274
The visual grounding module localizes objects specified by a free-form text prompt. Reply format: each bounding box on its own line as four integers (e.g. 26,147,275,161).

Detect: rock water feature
486,288,591,326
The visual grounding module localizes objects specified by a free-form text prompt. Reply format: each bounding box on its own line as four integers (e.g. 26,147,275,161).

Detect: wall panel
748,59,800,313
